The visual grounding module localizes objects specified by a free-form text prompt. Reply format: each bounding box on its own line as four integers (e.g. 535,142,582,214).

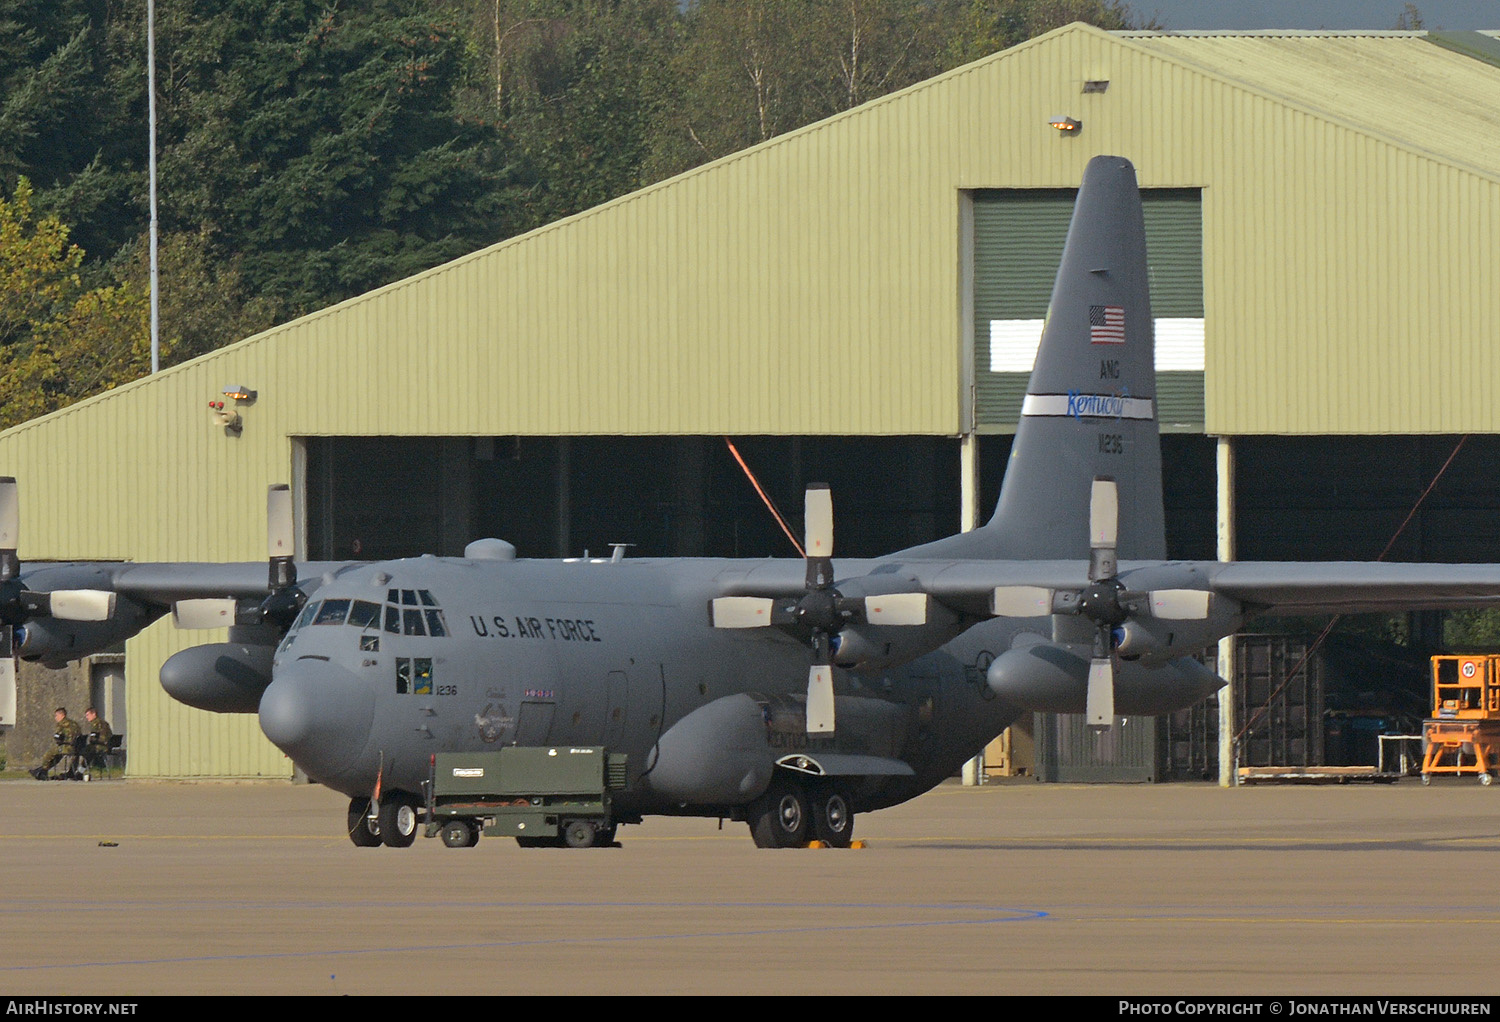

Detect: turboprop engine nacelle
831,598,963,671
986,642,1225,715
17,597,160,668
160,641,275,713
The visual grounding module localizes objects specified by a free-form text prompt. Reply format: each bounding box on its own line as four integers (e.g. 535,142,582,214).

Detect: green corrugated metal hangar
3,23,1499,778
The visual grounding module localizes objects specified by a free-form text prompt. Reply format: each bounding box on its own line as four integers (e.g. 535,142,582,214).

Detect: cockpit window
294,601,320,631
384,605,401,634
314,599,350,625
401,589,418,606
424,609,447,637
347,600,381,629
419,590,437,607
402,607,427,636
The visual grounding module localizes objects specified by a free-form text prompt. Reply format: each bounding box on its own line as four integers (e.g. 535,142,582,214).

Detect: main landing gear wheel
347,796,382,847
810,785,855,848
379,794,419,848
749,777,811,849
440,819,480,848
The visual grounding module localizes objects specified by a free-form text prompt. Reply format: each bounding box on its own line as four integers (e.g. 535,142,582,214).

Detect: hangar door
974,188,1203,433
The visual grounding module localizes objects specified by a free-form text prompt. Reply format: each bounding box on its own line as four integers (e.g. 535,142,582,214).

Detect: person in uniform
30,708,81,780
83,707,113,768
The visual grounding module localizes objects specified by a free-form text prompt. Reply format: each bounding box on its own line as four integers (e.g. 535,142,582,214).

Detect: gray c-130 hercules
8,155,1500,847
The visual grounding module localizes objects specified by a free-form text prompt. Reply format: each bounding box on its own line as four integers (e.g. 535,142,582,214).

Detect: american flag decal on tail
1089,304,1125,344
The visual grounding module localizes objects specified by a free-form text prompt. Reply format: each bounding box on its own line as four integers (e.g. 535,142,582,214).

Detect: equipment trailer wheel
348,797,382,847
562,819,597,848
379,794,419,848
1482,772,1494,787
748,777,810,848
440,820,479,848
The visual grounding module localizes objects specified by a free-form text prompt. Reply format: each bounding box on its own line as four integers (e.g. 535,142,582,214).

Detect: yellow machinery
1422,655,1500,785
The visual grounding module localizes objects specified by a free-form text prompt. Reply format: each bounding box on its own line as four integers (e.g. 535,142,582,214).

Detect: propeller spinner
710,483,928,734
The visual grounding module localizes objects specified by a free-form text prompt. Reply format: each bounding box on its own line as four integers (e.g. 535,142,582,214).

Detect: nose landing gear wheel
347,796,382,847
379,794,419,848
811,786,855,848
749,778,811,848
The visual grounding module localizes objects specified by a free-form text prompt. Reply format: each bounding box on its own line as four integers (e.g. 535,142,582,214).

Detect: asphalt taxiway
2,777,1497,995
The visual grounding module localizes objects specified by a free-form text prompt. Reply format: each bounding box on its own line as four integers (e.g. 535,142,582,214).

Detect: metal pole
147,0,160,374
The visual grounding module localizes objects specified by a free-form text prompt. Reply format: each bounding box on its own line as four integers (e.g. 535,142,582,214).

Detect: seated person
30,708,81,780
84,707,113,765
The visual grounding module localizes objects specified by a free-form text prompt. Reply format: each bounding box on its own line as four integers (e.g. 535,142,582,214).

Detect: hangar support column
1216,435,1236,787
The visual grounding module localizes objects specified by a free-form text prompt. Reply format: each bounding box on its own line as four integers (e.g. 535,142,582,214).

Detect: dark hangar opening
304,435,964,561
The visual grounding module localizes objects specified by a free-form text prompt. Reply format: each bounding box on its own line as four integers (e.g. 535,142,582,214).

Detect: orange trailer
1422,655,1500,785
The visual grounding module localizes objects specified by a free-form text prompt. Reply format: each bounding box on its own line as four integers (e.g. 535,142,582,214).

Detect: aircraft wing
890,559,1500,619
1206,562,1500,615
19,561,354,608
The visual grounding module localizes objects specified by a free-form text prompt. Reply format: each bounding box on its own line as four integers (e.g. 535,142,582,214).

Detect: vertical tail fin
906,155,1165,561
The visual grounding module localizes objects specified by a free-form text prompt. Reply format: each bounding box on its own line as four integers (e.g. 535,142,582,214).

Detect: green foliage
0,177,153,430
0,0,1153,430
1444,609,1500,650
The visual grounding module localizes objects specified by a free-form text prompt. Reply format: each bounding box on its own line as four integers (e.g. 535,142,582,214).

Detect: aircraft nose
259,658,376,781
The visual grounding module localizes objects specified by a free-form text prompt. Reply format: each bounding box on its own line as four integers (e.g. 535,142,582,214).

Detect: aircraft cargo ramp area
1,778,1497,996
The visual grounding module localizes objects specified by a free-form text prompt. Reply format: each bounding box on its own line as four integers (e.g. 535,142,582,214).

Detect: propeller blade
173,598,239,630
0,626,14,726
0,476,17,580
268,484,294,559
1090,477,1118,548
1086,656,1115,729
710,596,776,629
863,593,928,626
39,589,116,622
1089,477,1118,581
804,484,833,560
806,664,835,734
1148,589,1211,620
991,585,1054,618
267,484,296,590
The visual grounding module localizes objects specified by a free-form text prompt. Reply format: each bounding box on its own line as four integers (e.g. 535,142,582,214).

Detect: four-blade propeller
710,484,928,734
0,478,119,692
991,477,1212,729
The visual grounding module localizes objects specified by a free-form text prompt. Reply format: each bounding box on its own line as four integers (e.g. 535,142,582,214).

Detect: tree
477,0,680,231
0,177,153,430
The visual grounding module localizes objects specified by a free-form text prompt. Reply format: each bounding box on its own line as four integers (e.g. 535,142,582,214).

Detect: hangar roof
1123,31,1500,182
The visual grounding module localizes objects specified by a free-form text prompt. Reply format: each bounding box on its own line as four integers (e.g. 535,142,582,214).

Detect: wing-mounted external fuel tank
160,627,277,713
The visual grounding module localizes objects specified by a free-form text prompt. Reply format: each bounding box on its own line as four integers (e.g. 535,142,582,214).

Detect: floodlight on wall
223,385,257,403
1049,116,1082,134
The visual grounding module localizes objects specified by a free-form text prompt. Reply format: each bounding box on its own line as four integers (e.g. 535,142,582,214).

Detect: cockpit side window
384,605,402,633
402,607,427,636
294,601,321,631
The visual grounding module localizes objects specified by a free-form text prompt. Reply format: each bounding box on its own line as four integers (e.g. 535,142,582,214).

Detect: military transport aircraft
7,155,1500,849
